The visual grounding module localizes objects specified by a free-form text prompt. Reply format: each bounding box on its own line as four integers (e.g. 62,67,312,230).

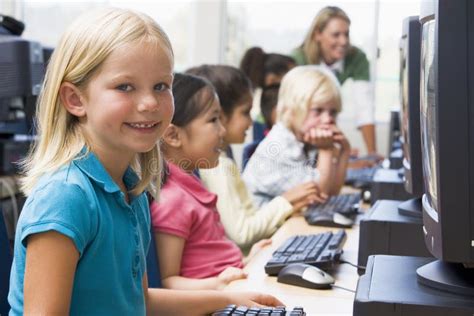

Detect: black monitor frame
400,16,423,197
397,16,423,218
416,0,474,296
419,0,473,264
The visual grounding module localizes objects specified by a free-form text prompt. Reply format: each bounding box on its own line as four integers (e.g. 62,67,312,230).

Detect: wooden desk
225,213,362,315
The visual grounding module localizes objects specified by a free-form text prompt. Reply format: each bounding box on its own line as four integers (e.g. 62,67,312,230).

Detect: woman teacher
292,6,380,158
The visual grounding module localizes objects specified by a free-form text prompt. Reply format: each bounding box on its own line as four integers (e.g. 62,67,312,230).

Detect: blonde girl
8,8,281,315
243,65,351,207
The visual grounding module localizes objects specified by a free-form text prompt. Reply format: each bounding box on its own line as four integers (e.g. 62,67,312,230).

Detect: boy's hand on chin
303,127,334,149
331,127,351,152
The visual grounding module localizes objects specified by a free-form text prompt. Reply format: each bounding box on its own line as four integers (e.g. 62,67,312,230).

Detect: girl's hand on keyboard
225,292,285,308
217,267,248,289
244,239,272,265
282,181,328,211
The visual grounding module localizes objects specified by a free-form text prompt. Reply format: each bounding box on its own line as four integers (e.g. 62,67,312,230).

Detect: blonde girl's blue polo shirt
8,151,151,315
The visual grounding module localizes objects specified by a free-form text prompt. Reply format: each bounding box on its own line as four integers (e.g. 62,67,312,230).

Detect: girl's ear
59,82,87,117
162,124,182,148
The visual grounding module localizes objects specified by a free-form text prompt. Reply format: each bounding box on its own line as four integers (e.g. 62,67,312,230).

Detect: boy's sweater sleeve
199,156,293,249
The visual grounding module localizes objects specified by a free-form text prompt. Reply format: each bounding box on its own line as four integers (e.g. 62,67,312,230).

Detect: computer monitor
42,46,54,67
417,0,474,295
387,109,401,156
0,35,44,135
397,16,423,218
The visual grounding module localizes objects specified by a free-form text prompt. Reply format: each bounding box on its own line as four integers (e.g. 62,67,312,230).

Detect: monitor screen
420,19,438,218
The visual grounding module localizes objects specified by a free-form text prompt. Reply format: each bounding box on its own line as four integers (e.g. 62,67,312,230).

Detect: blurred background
0,0,422,161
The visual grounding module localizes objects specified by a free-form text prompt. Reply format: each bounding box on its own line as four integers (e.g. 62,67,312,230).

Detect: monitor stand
370,168,415,204
357,199,431,273
417,260,474,296
354,255,474,315
397,197,422,218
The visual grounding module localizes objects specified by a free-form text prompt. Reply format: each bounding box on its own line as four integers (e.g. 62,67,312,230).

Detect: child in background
187,65,326,250
242,83,280,169
150,73,272,290
243,65,351,208
8,8,281,315
260,84,280,131
240,46,296,89
240,47,296,142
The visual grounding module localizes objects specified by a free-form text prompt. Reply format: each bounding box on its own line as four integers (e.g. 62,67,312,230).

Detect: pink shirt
150,162,244,278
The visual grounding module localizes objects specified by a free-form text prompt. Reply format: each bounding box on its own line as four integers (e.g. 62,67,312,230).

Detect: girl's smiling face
76,41,174,162
221,92,253,145
178,97,226,171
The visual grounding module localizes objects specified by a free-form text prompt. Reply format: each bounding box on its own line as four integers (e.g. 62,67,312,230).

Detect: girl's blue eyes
154,83,169,91
116,84,133,92
115,83,170,92
311,108,338,117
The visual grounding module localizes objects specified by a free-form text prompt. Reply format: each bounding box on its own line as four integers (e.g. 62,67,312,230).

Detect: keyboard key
319,250,332,261
267,256,288,265
212,305,306,315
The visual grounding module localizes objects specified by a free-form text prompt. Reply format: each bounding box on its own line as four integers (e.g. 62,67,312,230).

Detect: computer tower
354,255,474,316
369,168,414,204
357,200,432,274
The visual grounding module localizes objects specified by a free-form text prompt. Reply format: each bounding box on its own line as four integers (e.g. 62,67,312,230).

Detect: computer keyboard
264,229,346,275
345,167,378,186
212,305,306,316
304,193,361,228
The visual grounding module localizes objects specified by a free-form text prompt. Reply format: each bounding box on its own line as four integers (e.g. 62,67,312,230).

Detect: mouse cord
339,258,366,271
331,284,356,293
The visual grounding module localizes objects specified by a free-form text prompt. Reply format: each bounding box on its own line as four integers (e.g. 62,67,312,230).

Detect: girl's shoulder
161,163,217,208
32,163,95,199
24,161,103,221
18,162,101,250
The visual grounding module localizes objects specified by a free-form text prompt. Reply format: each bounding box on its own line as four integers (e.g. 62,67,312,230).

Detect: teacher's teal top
8,151,151,315
291,45,370,85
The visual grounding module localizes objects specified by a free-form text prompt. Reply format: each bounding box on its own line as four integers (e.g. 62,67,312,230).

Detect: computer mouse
307,212,353,228
336,204,360,217
277,263,335,289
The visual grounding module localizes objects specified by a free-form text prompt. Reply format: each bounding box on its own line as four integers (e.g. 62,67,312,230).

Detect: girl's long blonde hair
301,6,351,65
20,7,174,197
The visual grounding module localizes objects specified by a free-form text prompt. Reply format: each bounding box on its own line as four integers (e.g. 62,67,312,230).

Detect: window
15,0,196,70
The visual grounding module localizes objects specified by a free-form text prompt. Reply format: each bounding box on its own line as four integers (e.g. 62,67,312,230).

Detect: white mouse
277,263,335,289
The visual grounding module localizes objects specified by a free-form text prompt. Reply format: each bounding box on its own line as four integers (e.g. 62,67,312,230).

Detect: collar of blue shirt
73,148,139,196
